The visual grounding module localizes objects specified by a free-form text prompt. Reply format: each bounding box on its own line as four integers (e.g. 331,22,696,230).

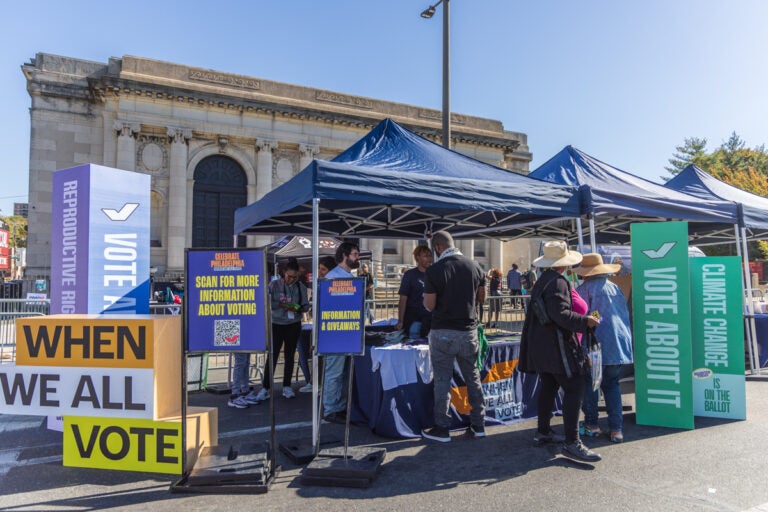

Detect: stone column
299,143,319,171
367,239,383,276
459,240,475,260
253,139,277,247
489,239,503,271
166,127,191,271
114,121,140,170
402,240,417,266
246,181,258,248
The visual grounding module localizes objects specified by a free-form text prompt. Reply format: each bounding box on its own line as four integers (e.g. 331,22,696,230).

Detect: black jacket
519,269,590,375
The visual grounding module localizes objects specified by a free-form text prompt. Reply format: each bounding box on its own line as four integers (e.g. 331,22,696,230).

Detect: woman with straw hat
575,253,633,443
519,241,601,463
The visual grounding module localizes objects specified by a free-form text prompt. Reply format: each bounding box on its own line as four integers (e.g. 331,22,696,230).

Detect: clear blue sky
2,0,768,216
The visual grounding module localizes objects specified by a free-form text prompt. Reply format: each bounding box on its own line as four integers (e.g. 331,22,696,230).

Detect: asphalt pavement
3,375,768,512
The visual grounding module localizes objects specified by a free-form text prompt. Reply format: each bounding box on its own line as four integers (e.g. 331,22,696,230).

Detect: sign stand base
278,435,343,465
300,446,386,488
170,442,279,494
204,383,232,395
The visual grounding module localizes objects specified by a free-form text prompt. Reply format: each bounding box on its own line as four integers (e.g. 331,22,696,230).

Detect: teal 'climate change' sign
690,257,746,420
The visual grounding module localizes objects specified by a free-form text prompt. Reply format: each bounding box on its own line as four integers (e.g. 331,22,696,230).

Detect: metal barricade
366,296,399,324
482,293,529,333
0,299,51,364
149,303,182,316
203,352,267,392
364,292,530,332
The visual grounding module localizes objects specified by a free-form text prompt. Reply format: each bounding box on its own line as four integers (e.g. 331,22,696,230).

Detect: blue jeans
583,364,625,432
322,354,348,415
408,321,422,339
428,328,485,429
232,353,251,396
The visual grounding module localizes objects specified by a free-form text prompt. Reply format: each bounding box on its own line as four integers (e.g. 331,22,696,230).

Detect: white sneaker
283,387,296,399
298,383,313,393
245,388,269,404
227,396,249,409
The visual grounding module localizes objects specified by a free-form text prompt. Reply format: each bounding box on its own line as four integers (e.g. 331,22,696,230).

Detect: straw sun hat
532,241,583,268
574,253,621,277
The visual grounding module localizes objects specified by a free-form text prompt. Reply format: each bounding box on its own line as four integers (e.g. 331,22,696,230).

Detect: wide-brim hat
574,253,621,277
533,241,583,268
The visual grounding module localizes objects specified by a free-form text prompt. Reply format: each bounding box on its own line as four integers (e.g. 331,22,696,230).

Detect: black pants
537,371,584,443
510,288,522,308
263,322,301,389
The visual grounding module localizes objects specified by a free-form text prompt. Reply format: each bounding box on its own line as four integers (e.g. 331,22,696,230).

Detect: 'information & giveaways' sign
316,278,365,355
631,221,694,429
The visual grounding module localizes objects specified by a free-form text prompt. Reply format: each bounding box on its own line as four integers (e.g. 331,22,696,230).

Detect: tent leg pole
739,226,760,374
576,218,585,254
312,199,320,450
588,216,597,253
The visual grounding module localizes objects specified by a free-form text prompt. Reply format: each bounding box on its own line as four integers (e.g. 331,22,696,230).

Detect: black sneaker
422,426,451,443
561,440,602,463
533,429,565,445
466,424,486,438
322,411,347,424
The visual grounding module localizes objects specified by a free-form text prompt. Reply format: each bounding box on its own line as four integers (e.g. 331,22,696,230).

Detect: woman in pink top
571,287,588,343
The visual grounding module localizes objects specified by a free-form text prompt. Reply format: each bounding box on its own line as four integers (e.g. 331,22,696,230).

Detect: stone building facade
22,53,534,279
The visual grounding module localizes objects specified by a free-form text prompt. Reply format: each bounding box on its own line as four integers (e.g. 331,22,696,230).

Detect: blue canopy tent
234,118,586,448
666,164,768,372
264,235,372,276
530,150,760,372
528,146,740,247
234,119,583,240
665,164,768,238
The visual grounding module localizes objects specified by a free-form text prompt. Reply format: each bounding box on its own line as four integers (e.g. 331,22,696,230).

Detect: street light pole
421,0,451,149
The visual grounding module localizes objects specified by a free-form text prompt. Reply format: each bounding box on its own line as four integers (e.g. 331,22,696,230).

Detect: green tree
696,132,768,179
715,167,768,259
0,215,27,249
668,133,768,259
665,137,711,176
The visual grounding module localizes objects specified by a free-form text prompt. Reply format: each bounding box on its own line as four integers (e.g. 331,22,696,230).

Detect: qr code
214,319,241,346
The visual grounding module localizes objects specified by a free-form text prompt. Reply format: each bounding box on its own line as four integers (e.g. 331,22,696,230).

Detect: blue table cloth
351,337,560,439
753,314,768,367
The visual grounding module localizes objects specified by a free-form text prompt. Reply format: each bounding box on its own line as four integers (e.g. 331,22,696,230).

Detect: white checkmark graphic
642,242,676,259
102,203,139,221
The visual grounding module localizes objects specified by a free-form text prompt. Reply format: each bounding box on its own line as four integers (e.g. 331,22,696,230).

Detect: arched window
192,155,247,248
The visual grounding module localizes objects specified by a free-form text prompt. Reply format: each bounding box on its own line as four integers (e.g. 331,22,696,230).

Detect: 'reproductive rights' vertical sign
51,165,150,314
631,221,694,429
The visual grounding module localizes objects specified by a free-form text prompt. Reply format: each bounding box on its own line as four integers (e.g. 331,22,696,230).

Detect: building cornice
23,53,522,152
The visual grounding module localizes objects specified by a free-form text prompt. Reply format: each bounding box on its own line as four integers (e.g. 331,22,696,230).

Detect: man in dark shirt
422,231,486,443
507,263,523,308
395,245,433,338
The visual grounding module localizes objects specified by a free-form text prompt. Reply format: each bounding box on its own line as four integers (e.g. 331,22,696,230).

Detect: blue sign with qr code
185,249,268,353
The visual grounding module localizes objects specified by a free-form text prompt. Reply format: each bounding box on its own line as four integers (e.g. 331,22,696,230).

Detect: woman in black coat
519,241,601,463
